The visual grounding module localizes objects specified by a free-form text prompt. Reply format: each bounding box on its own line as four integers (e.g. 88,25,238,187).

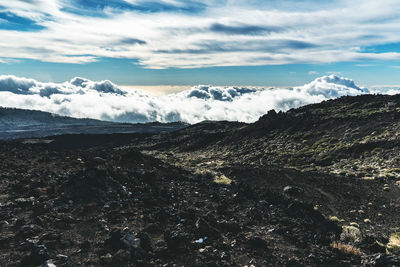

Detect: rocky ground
1,94,400,266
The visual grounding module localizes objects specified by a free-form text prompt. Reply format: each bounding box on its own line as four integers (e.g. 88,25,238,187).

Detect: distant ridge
0,106,188,140
0,106,112,128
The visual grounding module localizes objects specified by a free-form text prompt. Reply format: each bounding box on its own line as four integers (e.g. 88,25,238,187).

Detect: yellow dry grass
387,232,400,254
331,242,363,256
214,174,232,185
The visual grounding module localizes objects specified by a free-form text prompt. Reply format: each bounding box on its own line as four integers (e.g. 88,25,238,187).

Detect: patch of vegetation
349,222,359,228
214,174,232,185
331,242,363,256
329,216,344,223
360,176,375,181
387,232,400,254
340,226,362,243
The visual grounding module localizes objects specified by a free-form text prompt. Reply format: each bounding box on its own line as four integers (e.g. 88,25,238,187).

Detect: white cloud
355,64,375,67
0,74,393,124
0,1,400,67
308,71,318,75
326,71,342,75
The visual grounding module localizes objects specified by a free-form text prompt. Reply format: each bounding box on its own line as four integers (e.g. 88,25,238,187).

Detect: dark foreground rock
0,140,346,266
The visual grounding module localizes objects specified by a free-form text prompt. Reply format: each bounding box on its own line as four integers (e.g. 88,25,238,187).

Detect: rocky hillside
1,94,400,266
129,93,400,264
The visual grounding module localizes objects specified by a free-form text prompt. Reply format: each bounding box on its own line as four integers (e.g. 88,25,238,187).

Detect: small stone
56,254,69,261
113,249,131,263
100,253,113,263
21,243,49,266
93,157,107,163
105,230,123,249
383,186,390,191
79,240,90,251
153,240,168,254
121,234,141,250
18,224,43,237
221,251,230,261
164,229,189,249
362,253,400,266
283,186,304,197
137,232,152,252
43,259,56,267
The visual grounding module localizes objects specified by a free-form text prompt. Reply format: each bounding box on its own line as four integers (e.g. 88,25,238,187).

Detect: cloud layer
0,75,395,124
0,1,400,67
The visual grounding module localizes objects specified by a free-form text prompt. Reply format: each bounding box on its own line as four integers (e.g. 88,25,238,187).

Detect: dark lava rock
362,253,400,266
121,233,141,250
164,229,189,249
104,229,123,250
20,241,49,266
283,185,304,197
62,168,120,202
54,254,70,265
247,236,268,250
195,217,220,238
218,220,241,233
360,235,387,254
17,224,43,238
15,197,35,207
100,253,113,264
137,232,152,252
153,240,168,255
112,249,131,264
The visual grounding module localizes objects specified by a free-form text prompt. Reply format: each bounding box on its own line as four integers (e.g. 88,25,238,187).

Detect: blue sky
0,0,400,86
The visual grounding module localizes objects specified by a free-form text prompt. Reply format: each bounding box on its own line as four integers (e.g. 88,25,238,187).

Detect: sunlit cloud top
0,74,391,124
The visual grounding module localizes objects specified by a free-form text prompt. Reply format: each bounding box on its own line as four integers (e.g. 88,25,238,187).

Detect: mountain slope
1,93,400,266
0,107,111,127
124,93,400,264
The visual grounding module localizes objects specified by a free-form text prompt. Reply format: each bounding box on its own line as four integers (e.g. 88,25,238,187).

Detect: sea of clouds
0,75,397,124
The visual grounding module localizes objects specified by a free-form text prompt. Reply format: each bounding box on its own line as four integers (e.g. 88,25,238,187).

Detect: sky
0,0,400,86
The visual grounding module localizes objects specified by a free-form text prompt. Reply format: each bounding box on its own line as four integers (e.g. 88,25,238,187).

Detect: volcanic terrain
1,94,400,266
